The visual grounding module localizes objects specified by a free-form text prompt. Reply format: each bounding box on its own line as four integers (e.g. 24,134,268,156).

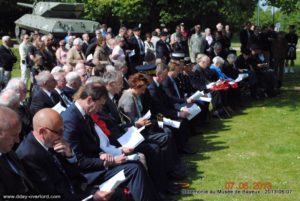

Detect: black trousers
102,162,161,201
145,129,180,173
135,140,168,193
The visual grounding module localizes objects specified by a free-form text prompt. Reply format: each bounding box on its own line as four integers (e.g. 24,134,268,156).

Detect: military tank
15,1,100,40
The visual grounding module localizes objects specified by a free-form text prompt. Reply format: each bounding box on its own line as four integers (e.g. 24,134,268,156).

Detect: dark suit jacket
97,98,131,146
0,45,17,71
62,86,77,101
162,76,186,104
190,65,215,93
61,104,106,185
147,81,178,119
16,133,88,201
81,42,89,56
29,87,56,116
0,151,37,195
128,36,144,64
52,89,68,108
156,40,171,63
239,29,253,49
84,42,97,58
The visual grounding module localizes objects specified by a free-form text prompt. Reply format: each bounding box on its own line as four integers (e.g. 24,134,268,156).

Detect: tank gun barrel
17,2,34,9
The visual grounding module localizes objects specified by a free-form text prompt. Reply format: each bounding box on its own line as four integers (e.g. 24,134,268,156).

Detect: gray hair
51,66,64,74
35,71,53,86
52,71,65,81
2,36,10,43
227,54,237,63
100,70,122,84
213,42,222,50
212,56,225,66
105,65,116,72
5,78,26,93
74,63,85,71
66,71,80,84
115,36,124,44
41,35,48,42
0,89,20,110
73,38,83,46
113,60,126,70
196,53,206,63
85,76,104,85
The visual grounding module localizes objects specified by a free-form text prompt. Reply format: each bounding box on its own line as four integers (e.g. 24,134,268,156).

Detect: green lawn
179,63,300,200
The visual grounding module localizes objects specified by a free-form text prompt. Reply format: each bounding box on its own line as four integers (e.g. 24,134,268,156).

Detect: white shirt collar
42,88,52,97
108,92,114,100
0,152,2,156
34,134,49,151
75,101,86,117
55,88,62,94
153,78,160,87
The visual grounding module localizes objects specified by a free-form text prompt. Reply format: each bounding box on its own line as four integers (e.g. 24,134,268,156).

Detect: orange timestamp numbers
224,181,272,190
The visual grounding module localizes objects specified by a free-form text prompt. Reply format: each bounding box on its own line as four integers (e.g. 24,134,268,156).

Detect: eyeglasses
44,127,64,136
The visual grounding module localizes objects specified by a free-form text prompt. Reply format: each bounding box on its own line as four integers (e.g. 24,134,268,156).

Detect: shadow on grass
251,89,300,112
178,119,230,201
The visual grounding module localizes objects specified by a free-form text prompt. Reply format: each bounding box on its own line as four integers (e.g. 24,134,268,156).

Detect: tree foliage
265,0,300,14
61,0,258,29
4,0,300,35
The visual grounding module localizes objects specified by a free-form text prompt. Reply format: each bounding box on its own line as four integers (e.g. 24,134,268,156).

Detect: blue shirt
210,64,233,81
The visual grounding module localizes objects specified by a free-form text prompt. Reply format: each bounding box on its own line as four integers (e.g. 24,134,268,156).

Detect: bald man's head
32,108,64,148
0,106,21,153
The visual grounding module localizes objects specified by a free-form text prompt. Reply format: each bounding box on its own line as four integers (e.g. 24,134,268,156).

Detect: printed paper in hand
163,117,181,128
182,104,201,120
142,110,151,120
126,153,140,161
99,170,126,192
86,54,93,62
235,73,249,82
117,126,145,148
52,102,66,114
189,90,211,102
129,49,135,57
189,90,204,100
206,82,215,89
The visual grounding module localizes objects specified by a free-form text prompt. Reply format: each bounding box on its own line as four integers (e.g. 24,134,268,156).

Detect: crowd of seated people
0,20,295,200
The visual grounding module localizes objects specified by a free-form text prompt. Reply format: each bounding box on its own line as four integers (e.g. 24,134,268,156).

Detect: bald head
33,108,62,131
0,106,21,153
32,108,64,148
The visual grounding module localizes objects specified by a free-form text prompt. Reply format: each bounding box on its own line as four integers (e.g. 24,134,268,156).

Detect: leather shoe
180,146,198,155
166,184,181,195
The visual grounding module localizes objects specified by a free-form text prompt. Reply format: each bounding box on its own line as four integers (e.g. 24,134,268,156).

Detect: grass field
179,58,300,200
8,42,300,201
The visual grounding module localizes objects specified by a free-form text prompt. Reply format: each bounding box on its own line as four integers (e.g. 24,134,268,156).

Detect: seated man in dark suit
16,108,124,201
29,71,57,116
0,106,38,195
147,62,196,154
190,54,224,118
162,61,208,131
61,83,163,201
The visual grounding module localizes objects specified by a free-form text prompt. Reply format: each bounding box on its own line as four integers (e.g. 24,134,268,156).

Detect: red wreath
209,80,238,91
